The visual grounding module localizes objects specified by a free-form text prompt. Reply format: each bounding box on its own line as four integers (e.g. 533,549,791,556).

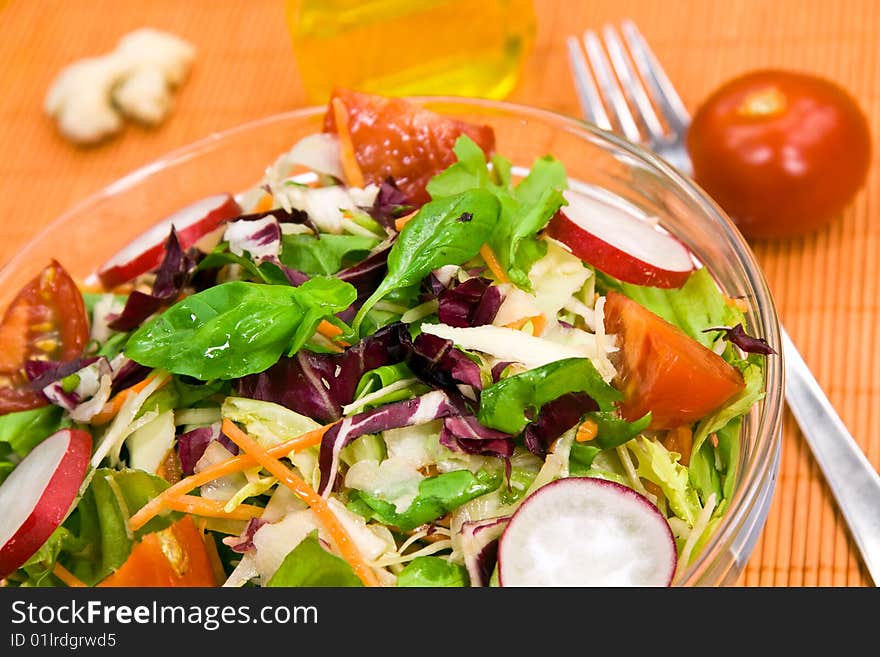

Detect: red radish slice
96,194,242,289
545,189,695,288
497,477,677,587
0,429,92,579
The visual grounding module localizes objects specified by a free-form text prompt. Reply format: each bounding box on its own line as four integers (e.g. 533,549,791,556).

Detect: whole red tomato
687,70,871,239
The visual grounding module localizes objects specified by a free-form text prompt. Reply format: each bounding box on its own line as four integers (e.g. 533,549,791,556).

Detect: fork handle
781,325,880,585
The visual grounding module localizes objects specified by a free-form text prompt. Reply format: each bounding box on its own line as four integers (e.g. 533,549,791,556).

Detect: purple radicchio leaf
108,228,197,332
317,389,459,496
38,357,109,410
223,517,267,554
490,361,514,383
234,205,319,237
177,424,239,476
440,415,514,459
437,277,503,328
704,323,776,355
334,241,393,322
224,216,282,265
460,516,510,587
405,332,484,392
109,358,152,397
366,178,413,228
523,392,599,458
236,323,406,424
25,357,98,392
459,516,510,587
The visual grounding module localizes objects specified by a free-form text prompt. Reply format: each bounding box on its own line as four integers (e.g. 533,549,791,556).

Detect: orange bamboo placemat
0,0,877,586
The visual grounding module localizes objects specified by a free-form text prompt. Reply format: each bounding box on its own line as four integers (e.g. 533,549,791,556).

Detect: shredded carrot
164,495,265,521
393,210,419,232
316,319,350,347
254,192,275,213
129,421,337,532
90,374,157,426
221,418,380,587
504,314,546,335
725,295,749,312
332,97,365,188
53,562,86,588
479,243,510,284
576,418,599,443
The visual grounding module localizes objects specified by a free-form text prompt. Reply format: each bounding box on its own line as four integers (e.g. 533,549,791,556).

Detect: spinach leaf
0,405,68,459
351,189,499,334
267,531,362,587
125,277,356,380
426,136,568,290
280,233,380,275
348,469,501,532
478,358,621,434
396,556,468,587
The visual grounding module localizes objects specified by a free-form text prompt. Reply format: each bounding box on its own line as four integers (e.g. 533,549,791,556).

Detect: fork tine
621,20,691,131
582,30,642,143
601,24,666,144
566,36,613,131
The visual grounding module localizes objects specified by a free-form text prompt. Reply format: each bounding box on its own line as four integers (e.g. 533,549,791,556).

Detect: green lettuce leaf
279,233,380,275
426,135,568,290
267,531,363,587
0,405,68,459
352,189,500,334
628,437,703,527
396,556,468,587
348,469,501,532
569,411,651,470
478,358,621,434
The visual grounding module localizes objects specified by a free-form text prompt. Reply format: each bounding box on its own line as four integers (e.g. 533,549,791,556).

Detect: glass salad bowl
0,98,783,586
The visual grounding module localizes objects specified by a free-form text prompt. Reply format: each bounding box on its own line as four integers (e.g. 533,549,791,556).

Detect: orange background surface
0,0,877,586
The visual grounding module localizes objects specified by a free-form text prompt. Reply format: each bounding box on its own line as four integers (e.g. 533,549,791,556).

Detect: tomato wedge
98,517,219,587
323,88,495,205
603,291,745,430
0,261,90,414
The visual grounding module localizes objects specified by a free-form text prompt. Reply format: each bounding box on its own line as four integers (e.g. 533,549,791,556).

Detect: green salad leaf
14,469,180,587
629,437,703,527
426,135,568,290
351,189,500,334
279,233,380,275
396,556,468,587
0,405,68,459
125,277,356,380
267,531,363,587
478,358,621,434
569,410,651,470
348,469,501,532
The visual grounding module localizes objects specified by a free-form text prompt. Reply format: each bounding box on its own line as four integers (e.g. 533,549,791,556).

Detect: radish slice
96,193,242,289
0,429,92,578
545,189,695,289
497,477,677,587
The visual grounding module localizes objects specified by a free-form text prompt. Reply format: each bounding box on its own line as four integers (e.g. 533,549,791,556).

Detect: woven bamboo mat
0,0,877,586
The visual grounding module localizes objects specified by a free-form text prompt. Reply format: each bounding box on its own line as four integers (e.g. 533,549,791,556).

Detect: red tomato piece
687,70,871,239
603,291,745,430
323,88,496,205
0,261,90,414
98,517,219,587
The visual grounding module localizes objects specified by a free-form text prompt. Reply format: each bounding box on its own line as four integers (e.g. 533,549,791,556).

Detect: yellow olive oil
286,0,537,102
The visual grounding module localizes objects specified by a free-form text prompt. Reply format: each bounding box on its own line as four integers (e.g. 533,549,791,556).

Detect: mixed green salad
0,90,773,587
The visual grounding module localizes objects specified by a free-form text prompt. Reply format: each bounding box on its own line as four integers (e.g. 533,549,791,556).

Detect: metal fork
567,20,880,586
